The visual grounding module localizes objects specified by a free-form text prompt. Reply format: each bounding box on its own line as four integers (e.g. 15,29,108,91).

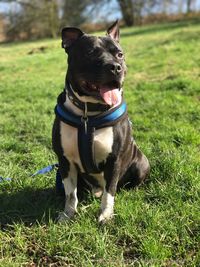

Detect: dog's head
61,21,126,106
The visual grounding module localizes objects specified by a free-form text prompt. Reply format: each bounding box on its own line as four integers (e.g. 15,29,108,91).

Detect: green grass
0,20,200,266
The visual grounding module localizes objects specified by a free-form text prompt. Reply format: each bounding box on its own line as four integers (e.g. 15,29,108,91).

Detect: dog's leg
129,148,150,187
98,191,115,223
58,163,78,222
117,142,150,189
98,159,120,223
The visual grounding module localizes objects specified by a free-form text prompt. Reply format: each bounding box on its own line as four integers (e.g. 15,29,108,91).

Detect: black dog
52,21,150,223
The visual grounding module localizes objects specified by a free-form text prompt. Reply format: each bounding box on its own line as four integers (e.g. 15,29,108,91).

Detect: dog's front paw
57,212,72,223
98,209,114,224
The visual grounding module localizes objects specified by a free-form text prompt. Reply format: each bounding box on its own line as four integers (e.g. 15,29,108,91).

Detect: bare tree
2,0,99,40
1,0,200,41
61,0,87,26
178,0,183,13
117,0,134,26
186,0,192,13
2,0,106,40
3,0,60,40
117,0,159,26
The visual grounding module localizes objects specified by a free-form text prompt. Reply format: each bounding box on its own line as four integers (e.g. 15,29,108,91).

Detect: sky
1,0,200,21
0,2,11,12
0,0,121,20
0,0,121,22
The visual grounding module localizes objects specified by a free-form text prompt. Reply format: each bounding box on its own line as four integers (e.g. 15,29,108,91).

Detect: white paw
98,210,114,224
57,212,72,223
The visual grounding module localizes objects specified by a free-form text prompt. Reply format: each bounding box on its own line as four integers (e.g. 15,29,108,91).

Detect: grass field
0,19,200,266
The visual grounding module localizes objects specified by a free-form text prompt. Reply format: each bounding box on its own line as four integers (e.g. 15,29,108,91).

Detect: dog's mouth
80,80,122,106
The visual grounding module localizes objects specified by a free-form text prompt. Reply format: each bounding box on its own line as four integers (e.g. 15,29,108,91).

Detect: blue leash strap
0,177,12,183
0,164,64,194
31,163,64,193
31,163,59,177
0,164,59,182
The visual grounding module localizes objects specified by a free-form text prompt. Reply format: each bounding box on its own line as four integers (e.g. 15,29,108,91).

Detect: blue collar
55,101,127,129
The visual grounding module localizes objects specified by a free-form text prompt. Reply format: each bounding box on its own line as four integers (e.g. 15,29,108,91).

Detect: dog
52,21,150,223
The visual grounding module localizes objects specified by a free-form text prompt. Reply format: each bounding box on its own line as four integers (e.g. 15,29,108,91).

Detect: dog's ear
107,20,120,42
61,27,84,51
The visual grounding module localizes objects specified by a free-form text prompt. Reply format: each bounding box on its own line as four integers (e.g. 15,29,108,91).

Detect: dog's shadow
0,176,150,228
0,186,64,228
0,180,95,228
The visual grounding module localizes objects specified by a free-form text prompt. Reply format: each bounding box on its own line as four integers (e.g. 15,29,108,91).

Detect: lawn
0,19,200,266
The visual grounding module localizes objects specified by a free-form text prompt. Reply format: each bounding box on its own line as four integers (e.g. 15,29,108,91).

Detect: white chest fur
60,121,114,173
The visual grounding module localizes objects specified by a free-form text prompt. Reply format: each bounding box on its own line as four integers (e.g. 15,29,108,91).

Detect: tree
61,0,88,27
1,0,104,40
133,0,145,25
186,0,192,13
2,0,96,40
3,0,60,40
116,0,158,26
117,0,134,26
178,0,183,13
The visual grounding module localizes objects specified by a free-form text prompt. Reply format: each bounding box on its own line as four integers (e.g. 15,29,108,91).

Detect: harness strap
55,101,127,174
78,126,100,173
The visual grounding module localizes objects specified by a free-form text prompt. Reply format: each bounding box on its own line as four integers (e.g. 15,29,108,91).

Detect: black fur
52,21,150,222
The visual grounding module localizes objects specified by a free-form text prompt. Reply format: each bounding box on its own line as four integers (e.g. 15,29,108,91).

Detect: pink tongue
100,87,121,106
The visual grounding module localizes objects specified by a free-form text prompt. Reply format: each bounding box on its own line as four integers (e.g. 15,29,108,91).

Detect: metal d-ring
81,116,88,134
81,102,88,134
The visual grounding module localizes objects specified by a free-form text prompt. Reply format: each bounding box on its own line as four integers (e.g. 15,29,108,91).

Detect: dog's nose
108,63,122,75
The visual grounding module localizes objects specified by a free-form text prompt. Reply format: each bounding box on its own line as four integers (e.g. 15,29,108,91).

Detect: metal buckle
81,116,88,134
81,102,88,134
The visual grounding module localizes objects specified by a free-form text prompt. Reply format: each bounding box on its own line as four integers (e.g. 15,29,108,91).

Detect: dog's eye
117,52,124,59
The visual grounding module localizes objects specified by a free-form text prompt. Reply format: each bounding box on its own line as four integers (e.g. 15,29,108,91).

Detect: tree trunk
117,0,134,26
178,0,183,13
48,0,59,38
186,0,192,13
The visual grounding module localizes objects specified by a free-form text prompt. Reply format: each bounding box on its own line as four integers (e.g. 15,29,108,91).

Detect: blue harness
55,101,127,174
